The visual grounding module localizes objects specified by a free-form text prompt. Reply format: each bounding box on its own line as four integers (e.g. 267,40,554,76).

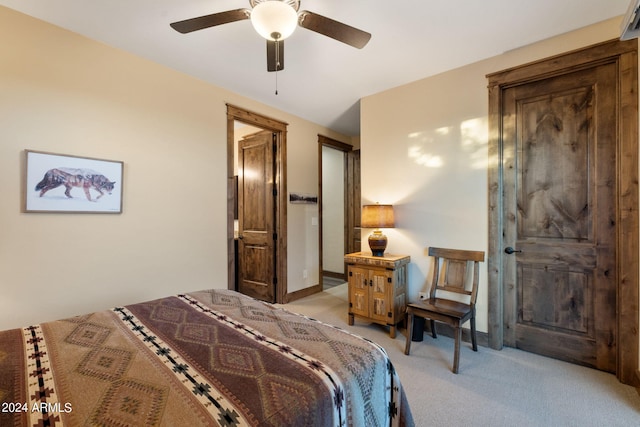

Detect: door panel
349,266,369,318
520,265,590,334
370,269,391,323
238,131,276,302
503,63,617,372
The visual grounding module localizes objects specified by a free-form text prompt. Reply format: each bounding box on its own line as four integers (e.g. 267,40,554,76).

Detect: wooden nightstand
344,252,410,338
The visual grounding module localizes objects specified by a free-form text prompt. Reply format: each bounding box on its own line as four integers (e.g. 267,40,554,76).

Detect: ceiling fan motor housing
250,0,300,12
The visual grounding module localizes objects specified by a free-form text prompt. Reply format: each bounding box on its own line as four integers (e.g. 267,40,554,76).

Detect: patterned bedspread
0,289,414,426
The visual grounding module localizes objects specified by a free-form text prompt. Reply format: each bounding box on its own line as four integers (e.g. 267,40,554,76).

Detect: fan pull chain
275,38,280,95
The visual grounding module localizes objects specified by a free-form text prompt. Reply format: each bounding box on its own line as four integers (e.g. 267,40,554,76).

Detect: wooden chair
404,247,485,373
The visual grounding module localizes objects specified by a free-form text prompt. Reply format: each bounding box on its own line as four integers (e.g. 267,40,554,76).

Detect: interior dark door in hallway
502,63,617,372
346,149,361,254
237,131,276,303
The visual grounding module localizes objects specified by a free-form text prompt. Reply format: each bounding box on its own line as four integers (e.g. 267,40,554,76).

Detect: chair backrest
428,247,485,306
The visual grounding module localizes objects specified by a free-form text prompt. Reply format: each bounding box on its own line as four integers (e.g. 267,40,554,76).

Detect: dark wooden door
346,149,361,254
237,131,276,303
502,63,617,372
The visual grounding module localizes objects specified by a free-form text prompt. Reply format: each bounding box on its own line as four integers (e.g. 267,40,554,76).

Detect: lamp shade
250,1,298,41
361,204,395,229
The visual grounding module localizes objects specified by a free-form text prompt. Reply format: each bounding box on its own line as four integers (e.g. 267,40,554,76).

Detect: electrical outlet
418,292,427,300
303,269,308,279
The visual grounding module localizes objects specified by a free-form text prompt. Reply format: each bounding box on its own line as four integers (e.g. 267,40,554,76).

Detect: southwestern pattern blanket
0,289,414,426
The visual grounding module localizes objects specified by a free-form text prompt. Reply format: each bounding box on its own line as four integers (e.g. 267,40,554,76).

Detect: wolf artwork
35,168,116,202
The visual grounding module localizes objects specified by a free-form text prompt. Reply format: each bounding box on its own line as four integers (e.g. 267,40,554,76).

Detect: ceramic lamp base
368,230,388,257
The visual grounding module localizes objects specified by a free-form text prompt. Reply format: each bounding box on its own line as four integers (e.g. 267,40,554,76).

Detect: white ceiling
0,0,631,136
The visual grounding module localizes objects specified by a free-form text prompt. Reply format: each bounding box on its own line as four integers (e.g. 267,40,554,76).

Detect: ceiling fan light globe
250,1,298,41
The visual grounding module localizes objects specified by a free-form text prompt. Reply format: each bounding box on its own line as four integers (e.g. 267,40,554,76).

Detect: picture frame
24,150,124,213
289,192,318,204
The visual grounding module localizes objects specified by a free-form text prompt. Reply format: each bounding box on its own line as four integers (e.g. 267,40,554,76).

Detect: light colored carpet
278,284,640,426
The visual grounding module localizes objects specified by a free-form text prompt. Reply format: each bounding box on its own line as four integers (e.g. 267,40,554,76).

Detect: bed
0,289,414,426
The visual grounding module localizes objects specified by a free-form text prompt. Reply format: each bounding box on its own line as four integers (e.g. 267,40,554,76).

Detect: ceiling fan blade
298,10,371,49
170,9,251,34
267,39,284,72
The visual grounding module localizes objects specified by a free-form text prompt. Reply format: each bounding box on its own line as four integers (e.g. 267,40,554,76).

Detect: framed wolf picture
24,150,123,213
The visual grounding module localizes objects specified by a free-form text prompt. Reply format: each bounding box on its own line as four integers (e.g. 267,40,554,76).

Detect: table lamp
361,204,395,256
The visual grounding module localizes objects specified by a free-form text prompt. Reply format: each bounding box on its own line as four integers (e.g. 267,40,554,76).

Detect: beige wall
0,6,348,330
361,17,630,334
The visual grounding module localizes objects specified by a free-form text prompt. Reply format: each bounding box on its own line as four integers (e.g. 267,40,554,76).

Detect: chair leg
452,325,461,374
430,319,437,338
471,316,478,352
404,312,413,355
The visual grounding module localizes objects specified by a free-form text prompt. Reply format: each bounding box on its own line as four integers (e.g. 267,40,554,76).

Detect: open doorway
321,144,346,289
318,135,359,290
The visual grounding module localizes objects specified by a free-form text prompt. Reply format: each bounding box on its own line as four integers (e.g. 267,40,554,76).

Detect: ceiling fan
170,0,371,72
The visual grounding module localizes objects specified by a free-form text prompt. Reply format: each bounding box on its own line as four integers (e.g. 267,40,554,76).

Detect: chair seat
408,298,472,320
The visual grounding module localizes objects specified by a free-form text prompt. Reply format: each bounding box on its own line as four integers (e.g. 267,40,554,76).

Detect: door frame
487,39,639,385
318,135,353,284
227,104,288,303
